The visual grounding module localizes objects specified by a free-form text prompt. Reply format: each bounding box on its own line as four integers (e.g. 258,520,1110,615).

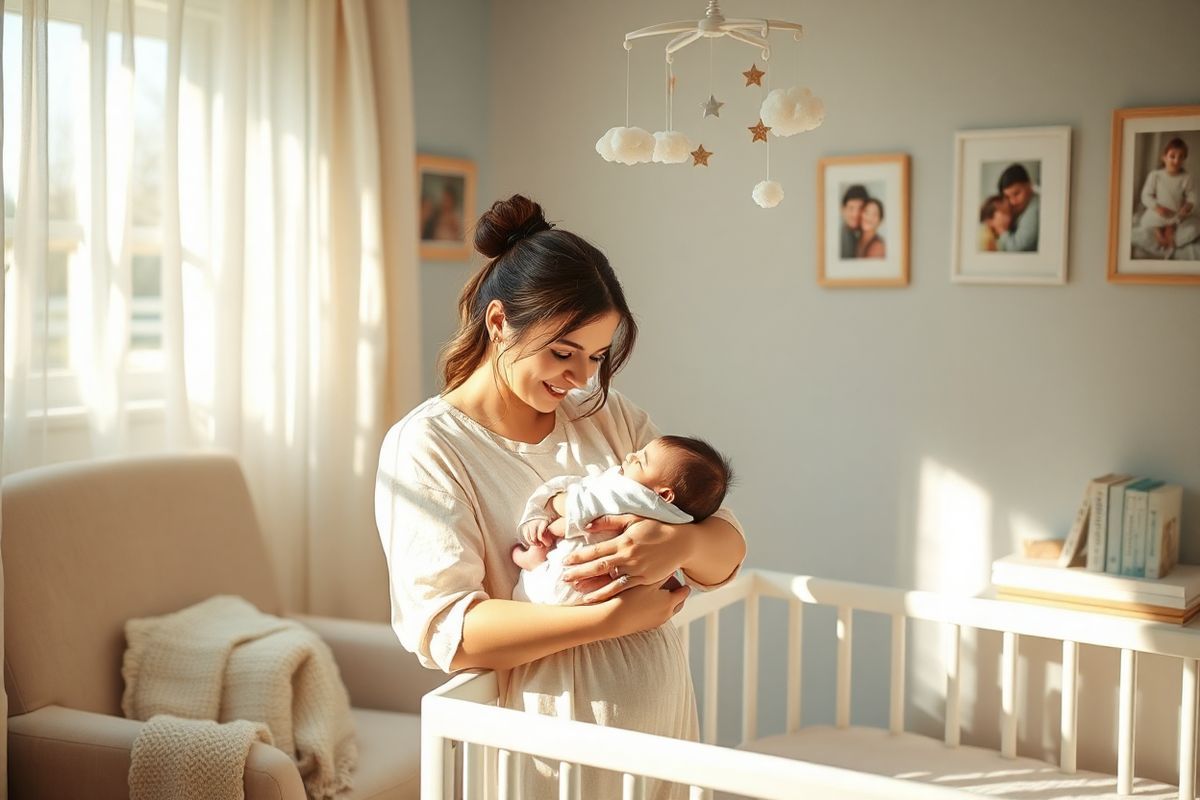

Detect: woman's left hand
559,514,693,604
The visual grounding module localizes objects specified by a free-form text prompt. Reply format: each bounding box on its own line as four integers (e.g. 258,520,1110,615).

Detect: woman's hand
600,581,691,638
560,515,694,603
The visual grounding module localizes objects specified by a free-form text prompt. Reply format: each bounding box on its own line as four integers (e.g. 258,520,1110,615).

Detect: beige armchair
3,453,446,799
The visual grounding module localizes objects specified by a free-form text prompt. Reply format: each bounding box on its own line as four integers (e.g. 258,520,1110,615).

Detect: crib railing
749,569,1200,799
421,568,1200,799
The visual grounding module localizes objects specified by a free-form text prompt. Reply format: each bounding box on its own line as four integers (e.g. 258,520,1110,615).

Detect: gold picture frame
817,153,910,288
417,154,477,261
1107,105,1200,284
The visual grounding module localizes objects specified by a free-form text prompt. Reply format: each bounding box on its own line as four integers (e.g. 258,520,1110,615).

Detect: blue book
1122,479,1164,578
1104,477,1136,574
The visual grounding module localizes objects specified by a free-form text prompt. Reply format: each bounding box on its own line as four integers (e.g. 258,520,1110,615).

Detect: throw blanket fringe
123,595,357,799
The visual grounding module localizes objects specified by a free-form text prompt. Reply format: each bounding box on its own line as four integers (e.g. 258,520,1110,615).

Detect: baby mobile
595,1,825,208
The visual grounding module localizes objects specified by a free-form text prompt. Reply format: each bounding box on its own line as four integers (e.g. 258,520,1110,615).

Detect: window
3,0,193,417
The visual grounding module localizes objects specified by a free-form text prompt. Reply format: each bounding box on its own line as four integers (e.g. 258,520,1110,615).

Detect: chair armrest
9,705,305,800
289,613,449,714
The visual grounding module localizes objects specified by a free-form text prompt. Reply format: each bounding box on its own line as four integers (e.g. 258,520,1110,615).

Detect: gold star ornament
690,144,712,166
748,118,771,143
742,63,765,87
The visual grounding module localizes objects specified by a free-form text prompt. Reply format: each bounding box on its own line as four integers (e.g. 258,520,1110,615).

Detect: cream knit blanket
122,595,357,800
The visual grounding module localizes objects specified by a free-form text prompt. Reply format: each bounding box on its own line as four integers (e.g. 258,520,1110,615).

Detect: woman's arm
452,584,690,671
559,513,746,603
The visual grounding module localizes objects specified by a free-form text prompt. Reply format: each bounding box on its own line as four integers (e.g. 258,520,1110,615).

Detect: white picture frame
951,126,1071,285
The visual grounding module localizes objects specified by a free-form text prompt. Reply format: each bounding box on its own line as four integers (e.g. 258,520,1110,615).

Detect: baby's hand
1157,204,1175,217
520,518,550,548
1181,202,1195,218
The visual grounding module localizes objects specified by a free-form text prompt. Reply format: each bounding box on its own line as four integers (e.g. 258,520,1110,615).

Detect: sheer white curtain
2,0,419,618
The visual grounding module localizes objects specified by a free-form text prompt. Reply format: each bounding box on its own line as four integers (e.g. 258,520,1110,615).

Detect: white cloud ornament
652,130,692,164
595,126,655,165
752,180,784,208
759,87,825,137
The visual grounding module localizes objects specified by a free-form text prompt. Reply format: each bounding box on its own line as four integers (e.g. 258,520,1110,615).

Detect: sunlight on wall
915,457,992,596
912,457,994,734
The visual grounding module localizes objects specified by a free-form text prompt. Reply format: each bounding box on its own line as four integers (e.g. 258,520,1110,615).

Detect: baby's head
621,436,733,522
980,194,1012,231
1163,137,1188,175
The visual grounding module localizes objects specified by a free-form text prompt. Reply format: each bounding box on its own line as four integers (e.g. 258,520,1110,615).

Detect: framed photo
951,126,1071,285
417,154,476,261
817,154,909,287
1107,106,1200,284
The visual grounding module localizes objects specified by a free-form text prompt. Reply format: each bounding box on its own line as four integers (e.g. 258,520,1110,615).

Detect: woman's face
861,201,881,235
498,311,620,414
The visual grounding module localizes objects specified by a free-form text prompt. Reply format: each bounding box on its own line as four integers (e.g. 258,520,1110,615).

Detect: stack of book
1057,473,1184,579
991,555,1200,624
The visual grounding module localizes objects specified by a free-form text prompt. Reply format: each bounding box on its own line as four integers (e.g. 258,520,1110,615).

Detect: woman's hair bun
474,194,550,259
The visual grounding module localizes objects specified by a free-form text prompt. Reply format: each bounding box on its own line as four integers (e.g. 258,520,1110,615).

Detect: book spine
1122,490,1148,578
1086,481,1109,572
1058,483,1093,567
1106,483,1127,574
1146,507,1162,580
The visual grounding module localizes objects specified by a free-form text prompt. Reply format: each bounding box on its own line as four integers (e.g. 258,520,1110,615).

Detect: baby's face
621,439,673,489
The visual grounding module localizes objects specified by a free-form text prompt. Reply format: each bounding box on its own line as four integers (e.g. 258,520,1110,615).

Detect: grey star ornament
700,94,724,118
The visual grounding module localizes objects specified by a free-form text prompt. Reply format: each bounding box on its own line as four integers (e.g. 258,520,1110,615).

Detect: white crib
420,569,1200,799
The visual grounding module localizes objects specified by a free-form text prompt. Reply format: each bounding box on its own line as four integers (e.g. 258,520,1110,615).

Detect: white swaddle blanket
514,465,693,605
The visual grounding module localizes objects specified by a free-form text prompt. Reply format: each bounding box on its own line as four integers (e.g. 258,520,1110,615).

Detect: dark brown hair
980,194,1006,223
439,195,637,416
657,435,734,522
1164,137,1189,159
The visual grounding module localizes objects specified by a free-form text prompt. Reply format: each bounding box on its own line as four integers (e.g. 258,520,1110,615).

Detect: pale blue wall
409,0,491,398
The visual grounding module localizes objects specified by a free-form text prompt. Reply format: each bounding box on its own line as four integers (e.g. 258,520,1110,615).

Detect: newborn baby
511,435,733,605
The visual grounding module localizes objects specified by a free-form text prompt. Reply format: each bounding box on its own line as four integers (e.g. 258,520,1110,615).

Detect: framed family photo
1107,105,1200,284
417,154,476,261
817,153,910,287
951,126,1071,285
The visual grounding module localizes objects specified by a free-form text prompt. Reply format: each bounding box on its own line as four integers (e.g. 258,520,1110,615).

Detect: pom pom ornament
652,131,692,164
760,86,825,137
595,126,655,165
752,180,783,208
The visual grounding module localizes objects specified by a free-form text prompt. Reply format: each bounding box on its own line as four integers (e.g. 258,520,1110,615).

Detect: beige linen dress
375,389,745,799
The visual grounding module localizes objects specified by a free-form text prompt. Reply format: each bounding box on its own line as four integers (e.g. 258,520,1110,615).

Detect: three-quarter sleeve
1141,171,1160,213
375,424,489,673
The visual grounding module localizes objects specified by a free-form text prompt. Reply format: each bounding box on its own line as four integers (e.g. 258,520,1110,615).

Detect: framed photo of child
417,154,477,261
951,127,1071,285
1107,106,1200,284
817,153,910,287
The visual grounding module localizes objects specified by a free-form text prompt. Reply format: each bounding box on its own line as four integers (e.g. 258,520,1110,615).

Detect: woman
855,197,886,259
375,194,746,798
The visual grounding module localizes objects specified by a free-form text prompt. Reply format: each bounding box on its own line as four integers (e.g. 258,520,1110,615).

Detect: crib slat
463,741,485,799
1118,648,1137,796
559,759,581,800
1060,640,1078,774
889,613,905,735
1001,631,1018,759
688,786,712,800
742,593,759,744
498,749,518,800
680,618,690,665
704,612,719,744
944,623,961,747
1181,658,1198,800
420,727,453,800
836,606,852,729
622,772,646,800
787,599,803,734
